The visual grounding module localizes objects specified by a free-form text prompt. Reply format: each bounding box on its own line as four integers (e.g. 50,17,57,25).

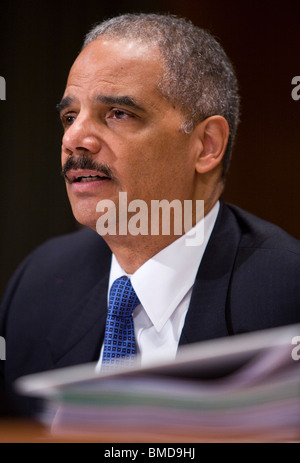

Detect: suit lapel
47,245,111,368
46,202,242,364
179,202,241,346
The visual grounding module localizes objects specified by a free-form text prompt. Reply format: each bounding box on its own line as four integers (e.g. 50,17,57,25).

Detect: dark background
0,0,299,298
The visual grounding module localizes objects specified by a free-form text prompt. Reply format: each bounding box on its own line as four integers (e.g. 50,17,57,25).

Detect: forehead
66,38,164,96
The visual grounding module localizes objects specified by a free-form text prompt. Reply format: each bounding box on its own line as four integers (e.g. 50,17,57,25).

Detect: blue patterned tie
101,276,140,370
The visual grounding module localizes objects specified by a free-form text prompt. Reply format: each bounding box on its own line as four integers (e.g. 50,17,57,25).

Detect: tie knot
108,276,140,318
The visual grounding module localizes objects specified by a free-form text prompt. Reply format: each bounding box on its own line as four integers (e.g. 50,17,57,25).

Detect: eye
109,109,132,120
61,113,76,127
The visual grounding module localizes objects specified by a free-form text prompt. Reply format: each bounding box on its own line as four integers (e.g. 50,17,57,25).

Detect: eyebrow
56,96,75,114
56,94,146,115
95,95,146,112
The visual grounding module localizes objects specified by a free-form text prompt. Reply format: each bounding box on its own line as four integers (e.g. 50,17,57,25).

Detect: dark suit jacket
1,201,300,415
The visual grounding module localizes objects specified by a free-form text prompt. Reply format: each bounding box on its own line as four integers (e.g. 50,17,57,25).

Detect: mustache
61,155,115,181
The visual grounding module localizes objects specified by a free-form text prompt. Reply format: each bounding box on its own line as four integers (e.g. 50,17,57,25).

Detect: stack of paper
16,324,300,442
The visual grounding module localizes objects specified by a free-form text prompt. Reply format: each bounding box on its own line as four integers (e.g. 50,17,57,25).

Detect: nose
62,113,102,156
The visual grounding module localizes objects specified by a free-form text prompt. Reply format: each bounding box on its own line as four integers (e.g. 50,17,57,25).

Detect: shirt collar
109,201,220,332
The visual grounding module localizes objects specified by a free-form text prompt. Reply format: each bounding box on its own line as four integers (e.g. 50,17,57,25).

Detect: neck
101,185,222,275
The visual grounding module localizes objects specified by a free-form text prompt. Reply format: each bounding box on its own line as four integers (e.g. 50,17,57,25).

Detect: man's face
60,38,198,231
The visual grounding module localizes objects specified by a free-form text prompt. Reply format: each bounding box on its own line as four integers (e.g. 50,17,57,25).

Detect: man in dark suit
1,13,300,416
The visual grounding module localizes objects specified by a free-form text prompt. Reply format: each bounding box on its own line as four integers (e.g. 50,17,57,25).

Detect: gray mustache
61,155,114,180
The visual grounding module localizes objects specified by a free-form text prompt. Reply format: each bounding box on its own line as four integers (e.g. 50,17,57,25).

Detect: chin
71,205,98,231
75,215,97,231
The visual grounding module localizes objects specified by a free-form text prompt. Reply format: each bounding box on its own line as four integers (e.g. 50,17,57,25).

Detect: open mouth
73,175,109,183
65,169,111,184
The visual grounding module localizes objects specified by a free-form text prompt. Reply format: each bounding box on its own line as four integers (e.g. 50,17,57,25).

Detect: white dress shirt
96,201,219,370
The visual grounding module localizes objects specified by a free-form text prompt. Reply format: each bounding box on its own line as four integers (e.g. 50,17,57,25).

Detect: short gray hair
84,13,240,177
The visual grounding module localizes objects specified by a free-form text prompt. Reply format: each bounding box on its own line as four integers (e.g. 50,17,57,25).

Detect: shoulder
0,228,111,319
14,226,110,277
10,227,111,285
222,203,300,330
29,227,109,262
224,202,300,254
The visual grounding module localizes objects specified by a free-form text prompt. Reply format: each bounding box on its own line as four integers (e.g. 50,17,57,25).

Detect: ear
192,116,229,174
